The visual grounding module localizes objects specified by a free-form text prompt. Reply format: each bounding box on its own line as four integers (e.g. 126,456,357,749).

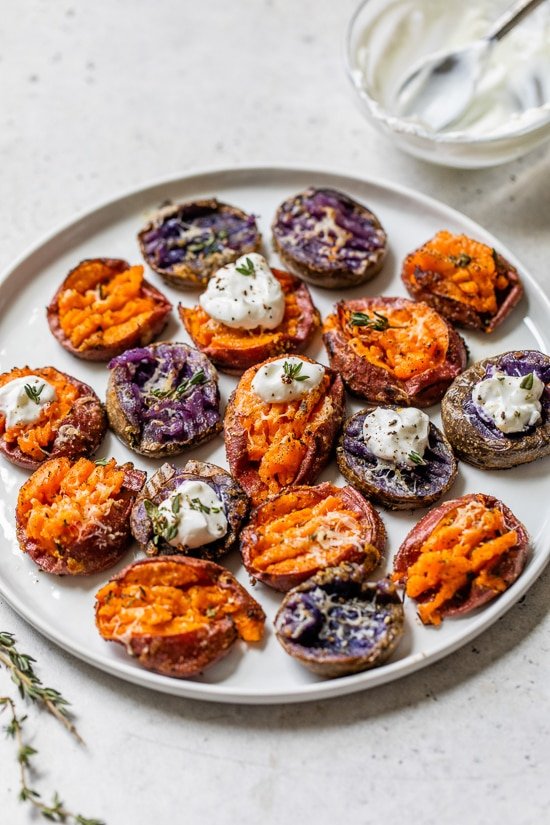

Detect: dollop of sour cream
251,357,325,403
473,370,543,433
362,407,430,468
199,252,285,330
156,480,228,549
0,376,57,429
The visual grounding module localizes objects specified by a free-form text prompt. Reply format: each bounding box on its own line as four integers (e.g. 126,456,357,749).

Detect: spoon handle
487,0,547,42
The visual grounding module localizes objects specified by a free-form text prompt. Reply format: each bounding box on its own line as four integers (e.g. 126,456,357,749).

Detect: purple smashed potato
337,408,458,510
138,198,261,288
130,460,249,561
106,342,222,457
272,187,387,289
442,350,550,470
275,563,404,678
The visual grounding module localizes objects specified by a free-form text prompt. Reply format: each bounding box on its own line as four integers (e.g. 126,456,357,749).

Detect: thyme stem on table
0,631,105,824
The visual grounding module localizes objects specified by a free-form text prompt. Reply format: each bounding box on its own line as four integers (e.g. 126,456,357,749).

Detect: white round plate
0,166,548,704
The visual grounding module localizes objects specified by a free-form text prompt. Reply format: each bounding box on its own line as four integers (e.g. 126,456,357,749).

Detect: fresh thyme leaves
189,497,221,515
144,499,178,547
172,493,181,515
0,632,81,743
1,695,104,824
0,633,103,822
236,257,256,277
149,368,207,401
281,361,309,384
408,450,426,466
349,311,402,331
520,372,534,390
24,383,45,405
449,253,472,268
94,458,110,466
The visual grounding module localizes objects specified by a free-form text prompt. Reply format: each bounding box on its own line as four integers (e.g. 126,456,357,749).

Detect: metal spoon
392,0,547,131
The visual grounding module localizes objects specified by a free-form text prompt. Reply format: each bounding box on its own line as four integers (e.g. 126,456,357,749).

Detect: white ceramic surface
0,165,548,704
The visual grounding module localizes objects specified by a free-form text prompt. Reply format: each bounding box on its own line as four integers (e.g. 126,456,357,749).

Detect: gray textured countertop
1,3,549,824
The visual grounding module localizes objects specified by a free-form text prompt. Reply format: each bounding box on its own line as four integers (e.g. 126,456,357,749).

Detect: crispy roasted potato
402,231,524,333
0,365,106,470
272,187,387,289
106,342,222,457
95,556,265,678
393,493,529,625
16,456,145,575
47,258,172,361
130,460,249,561
275,565,404,677
240,483,386,591
224,355,345,505
441,350,550,470
323,296,467,407
138,199,261,289
179,268,320,374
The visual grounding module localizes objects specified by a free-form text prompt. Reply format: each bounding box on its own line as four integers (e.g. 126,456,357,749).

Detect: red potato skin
224,357,345,504
323,297,468,407
16,463,145,576
95,556,266,678
402,249,524,333
394,493,529,618
179,269,321,375
46,258,172,362
0,373,107,470
240,483,386,591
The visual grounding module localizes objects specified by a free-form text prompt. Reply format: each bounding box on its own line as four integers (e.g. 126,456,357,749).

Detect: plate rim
1,162,548,704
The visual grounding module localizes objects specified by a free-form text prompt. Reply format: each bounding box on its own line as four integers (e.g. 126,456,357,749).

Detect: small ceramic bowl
345,0,550,168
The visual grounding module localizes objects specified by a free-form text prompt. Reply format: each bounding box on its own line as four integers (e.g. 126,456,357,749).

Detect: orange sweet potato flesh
402,231,523,333
323,296,467,407
240,483,386,591
47,258,172,361
179,269,320,374
0,366,106,469
95,556,265,678
393,493,529,625
16,456,145,575
224,356,345,506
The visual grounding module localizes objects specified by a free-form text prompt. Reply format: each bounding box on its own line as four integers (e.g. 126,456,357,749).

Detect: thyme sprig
149,368,207,401
24,383,45,405
449,253,472,268
189,497,221,515
520,372,534,390
408,450,426,466
0,633,104,823
349,311,403,331
144,498,179,547
235,257,256,276
0,632,81,743
281,361,309,384
1,698,103,824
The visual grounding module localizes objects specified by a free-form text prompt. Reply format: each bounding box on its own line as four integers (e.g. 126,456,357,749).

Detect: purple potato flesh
337,409,457,510
442,350,550,470
275,564,404,678
130,460,249,561
138,199,261,288
107,343,221,457
272,187,387,288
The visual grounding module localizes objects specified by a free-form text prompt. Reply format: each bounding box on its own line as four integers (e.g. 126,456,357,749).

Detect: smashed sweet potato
47,258,172,361
16,456,145,575
179,268,320,374
393,493,529,625
402,231,524,333
95,556,265,678
224,356,345,505
240,483,386,591
0,366,106,469
323,296,467,406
